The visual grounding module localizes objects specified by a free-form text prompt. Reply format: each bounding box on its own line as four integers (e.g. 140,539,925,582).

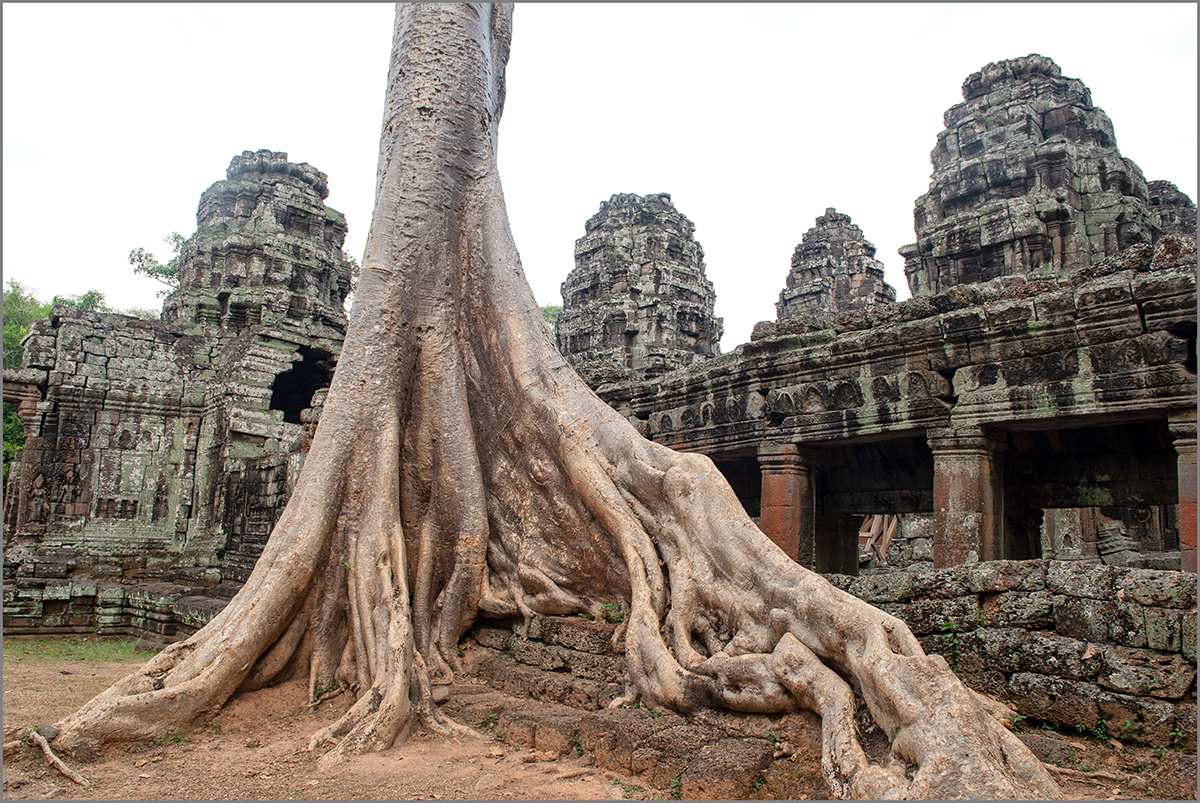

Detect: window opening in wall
269,346,336,424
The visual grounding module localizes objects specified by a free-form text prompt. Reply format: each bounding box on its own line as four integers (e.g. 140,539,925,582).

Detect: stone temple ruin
4,150,353,631
775,208,896,326
2,57,1196,758
555,192,723,385
899,54,1162,294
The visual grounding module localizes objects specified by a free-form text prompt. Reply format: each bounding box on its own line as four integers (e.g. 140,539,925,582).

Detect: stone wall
556,193,722,383
828,560,1197,750
776,208,896,325
900,54,1163,295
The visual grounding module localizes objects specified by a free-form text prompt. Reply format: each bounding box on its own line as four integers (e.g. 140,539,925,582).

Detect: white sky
4,3,1196,351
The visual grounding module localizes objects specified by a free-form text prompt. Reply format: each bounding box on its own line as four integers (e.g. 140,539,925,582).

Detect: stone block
1053,595,1146,648
1183,613,1196,662
969,559,1047,592
1143,606,1184,653
1095,690,1180,747
1047,559,1121,598
1006,672,1100,728
679,738,774,800
1118,568,1197,609
880,595,981,636
981,590,1054,628
848,572,914,604
908,564,972,599
1097,646,1196,699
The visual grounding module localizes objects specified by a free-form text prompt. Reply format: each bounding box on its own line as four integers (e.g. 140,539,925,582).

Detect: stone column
757,443,816,568
927,426,1007,567
1168,411,1197,573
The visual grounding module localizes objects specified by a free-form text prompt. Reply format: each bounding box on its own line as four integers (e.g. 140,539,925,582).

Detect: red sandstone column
1169,411,1197,573
927,426,1006,567
757,443,815,568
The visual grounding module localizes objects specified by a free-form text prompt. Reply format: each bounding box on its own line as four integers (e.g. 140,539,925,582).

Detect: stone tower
775,208,896,325
1148,180,1197,237
163,149,352,336
3,150,357,625
900,54,1162,295
556,193,722,382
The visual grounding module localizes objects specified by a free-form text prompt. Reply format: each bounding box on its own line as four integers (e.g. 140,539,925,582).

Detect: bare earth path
3,644,1195,800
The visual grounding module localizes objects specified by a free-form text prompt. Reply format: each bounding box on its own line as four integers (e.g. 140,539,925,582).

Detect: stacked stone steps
442,675,830,800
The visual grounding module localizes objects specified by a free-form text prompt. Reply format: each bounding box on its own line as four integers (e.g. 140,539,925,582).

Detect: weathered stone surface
1007,672,1101,728
1148,180,1197,237
901,55,1162,296
776,208,896,325
1097,646,1196,699
969,559,1048,592
1118,567,1197,609
980,590,1054,629
678,738,775,800
1054,595,1147,648
556,193,722,382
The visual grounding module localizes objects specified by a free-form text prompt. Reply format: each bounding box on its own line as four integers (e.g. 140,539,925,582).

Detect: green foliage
600,602,623,624
3,280,50,368
939,619,962,671
51,289,110,312
129,232,185,296
4,402,24,485
669,778,683,800
540,304,562,335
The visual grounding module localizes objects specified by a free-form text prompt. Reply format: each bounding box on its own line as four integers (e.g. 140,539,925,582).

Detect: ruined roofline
225,148,330,200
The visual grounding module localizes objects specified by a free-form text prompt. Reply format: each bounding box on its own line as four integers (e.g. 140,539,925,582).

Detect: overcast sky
4,3,1196,351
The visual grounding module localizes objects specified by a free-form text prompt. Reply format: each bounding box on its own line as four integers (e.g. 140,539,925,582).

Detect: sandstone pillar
757,443,815,568
1168,411,1197,573
927,426,1007,567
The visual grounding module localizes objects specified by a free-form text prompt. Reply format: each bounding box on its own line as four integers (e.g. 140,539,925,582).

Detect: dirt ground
2,646,1195,801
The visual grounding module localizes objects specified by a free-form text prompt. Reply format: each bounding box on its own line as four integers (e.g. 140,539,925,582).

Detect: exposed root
30,731,88,787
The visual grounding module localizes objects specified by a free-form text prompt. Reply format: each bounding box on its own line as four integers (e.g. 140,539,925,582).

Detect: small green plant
1120,719,1139,740
648,708,663,718
762,730,780,745
669,778,682,800
601,602,624,624
938,620,962,671
1168,726,1185,749
481,712,499,730
168,733,190,744
1088,716,1108,742
569,725,582,756
749,774,766,794
621,782,644,799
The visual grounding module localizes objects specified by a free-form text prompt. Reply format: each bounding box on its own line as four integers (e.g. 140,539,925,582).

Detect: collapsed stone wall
556,193,722,384
776,208,896,325
900,54,1164,295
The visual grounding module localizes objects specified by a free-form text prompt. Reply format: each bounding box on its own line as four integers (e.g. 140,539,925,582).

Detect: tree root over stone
48,5,1059,799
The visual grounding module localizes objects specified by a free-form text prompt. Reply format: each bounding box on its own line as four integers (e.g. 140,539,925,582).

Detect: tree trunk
51,5,1060,798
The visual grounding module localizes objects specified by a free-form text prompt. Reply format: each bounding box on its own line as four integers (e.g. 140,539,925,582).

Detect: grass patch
3,636,146,664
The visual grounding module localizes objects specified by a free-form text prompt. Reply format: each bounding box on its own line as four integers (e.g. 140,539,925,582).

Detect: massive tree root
52,4,1059,798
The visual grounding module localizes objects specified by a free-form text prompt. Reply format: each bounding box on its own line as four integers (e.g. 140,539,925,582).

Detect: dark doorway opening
269,346,336,424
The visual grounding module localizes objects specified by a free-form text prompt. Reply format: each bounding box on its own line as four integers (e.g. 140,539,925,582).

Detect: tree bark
52,5,1060,798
